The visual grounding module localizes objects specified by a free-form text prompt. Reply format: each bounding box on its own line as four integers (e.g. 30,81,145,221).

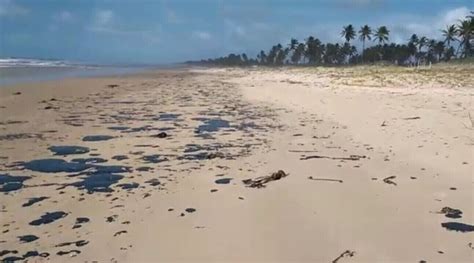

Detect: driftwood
242,170,288,188
300,154,366,161
308,176,343,183
383,175,397,186
403,116,421,120
332,250,355,263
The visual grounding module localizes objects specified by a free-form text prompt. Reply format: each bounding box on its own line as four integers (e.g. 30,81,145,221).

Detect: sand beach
0,65,473,262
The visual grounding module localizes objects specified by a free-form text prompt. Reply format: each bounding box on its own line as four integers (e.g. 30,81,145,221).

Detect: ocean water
0,58,172,86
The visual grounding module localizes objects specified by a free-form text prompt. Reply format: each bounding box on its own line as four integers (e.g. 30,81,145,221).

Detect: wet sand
0,65,473,262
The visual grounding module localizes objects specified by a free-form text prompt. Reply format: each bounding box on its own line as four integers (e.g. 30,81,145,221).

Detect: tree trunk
362,40,365,63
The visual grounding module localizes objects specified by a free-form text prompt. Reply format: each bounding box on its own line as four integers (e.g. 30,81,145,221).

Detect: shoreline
0,64,188,87
1,65,473,262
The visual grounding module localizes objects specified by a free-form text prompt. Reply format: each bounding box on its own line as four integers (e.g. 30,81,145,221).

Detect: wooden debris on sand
243,170,288,188
300,154,366,161
383,175,397,186
308,176,343,183
332,250,356,263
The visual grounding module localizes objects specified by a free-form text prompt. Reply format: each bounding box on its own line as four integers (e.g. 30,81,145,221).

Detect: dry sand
0,65,473,262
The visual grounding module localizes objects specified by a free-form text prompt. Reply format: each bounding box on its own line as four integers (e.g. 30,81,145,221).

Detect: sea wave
0,58,93,68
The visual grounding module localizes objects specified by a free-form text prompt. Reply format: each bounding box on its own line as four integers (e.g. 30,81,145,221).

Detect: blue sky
0,0,472,64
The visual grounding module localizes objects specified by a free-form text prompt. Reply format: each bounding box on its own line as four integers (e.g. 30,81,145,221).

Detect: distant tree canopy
187,12,473,67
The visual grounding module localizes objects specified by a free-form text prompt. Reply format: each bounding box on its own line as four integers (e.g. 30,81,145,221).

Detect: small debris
332,250,355,263
300,155,366,161
438,207,463,219
114,230,127,237
154,132,168,138
308,176,343,183
403,116,421,120
383,176,397,186
243,170,288,188
185,208,196,213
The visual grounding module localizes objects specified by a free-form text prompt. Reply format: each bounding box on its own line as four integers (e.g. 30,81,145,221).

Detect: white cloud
225,19,246,37
53,10,73,22
165,8,183,24
94,10,114,27
0,0,29,17
192,31,212,40
387,6,471,44
87,10,161,44
441,7,470,26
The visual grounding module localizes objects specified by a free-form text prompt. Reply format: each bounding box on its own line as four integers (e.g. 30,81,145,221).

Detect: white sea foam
0,58,91,68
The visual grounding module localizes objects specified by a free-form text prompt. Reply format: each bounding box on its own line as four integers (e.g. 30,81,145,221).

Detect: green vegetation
189,11,473,67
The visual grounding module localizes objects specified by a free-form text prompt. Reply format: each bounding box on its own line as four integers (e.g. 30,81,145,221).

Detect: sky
0,0,472,64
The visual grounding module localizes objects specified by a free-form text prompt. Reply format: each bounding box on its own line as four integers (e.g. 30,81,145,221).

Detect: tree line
188,11,473,66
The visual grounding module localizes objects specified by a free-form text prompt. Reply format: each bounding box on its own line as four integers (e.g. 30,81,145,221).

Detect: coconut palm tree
257,50,267,64
374,26,389,45
434,41,445,61
409,34,419,46
418,36,428,52
457,18,473,58
289,38,299,51
359,25,372,61
441,25,457,49
291,43,305,65
341,24,356,43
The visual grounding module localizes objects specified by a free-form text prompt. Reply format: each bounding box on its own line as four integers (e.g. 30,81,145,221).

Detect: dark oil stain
136,167,153,172
82,135,115,142
23,159,89,173
29,211,68,226
56,250,81,256
108,126,129,131
112,155,129,161
185,208,196,213
117,182,139,190
48,146,90,156
56,240,89,247
441,222,474,232
156,113,181,121
22,196,49,207
70,173,124,193
215,178,232,184
18,235,39,243
145,179,160,186
0,174,31,193
70,157,108,164
142,154,168,163
195,119,230,133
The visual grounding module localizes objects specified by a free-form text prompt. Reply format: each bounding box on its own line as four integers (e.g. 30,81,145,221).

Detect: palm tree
305,37,324,64
457,18,473,58
291,43,305,65
289,38,299,50
341,24,356,43
409,34,419,46
441,25,457,49
359,25,372,61
434,41,445,61
257,50,267,64
374,26,389,45
418,36,427,51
